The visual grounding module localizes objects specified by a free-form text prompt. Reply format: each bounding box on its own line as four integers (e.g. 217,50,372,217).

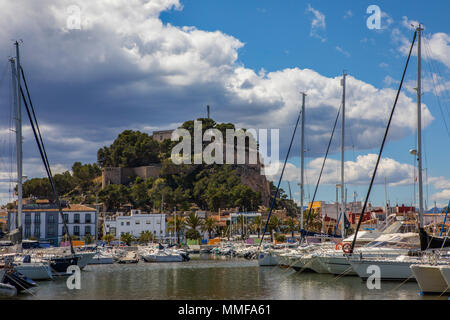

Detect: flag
344,212,351,229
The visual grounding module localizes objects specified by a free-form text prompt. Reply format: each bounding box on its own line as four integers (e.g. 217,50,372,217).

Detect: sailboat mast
300,92,306,231
416,25,424,228
341,73,347,237
11,41,23,231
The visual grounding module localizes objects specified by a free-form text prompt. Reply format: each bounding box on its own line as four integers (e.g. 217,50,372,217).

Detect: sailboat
349,25,450,282
1,41,91,279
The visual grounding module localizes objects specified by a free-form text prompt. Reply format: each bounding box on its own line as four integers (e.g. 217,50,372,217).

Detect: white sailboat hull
76,252,96,269
89,255,114,265
410,264,449,294
349,258,417,281
257,252,279,266
439,265,450,289
14,263,53,280
142,254,183,263
319,255,357,276
308,256,329,274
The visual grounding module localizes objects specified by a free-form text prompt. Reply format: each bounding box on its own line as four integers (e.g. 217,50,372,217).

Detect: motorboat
0,282,17,297
140,245,189,263
89,250,115,265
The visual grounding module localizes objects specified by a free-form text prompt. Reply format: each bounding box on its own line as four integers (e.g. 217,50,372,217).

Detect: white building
8,201,97,246
104,210,166,239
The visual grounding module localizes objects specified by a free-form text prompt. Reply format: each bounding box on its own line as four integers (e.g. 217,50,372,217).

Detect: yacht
410,263,450,294
89,250,115,265
318,232,419,276
439,265,450,289
140,245,189,263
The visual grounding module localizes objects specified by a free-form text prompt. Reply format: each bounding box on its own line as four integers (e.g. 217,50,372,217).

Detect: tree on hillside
130,177,153,210
97,130,160,167
99,184,131,211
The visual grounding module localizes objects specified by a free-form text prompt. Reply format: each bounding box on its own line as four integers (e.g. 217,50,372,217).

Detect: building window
24,226,31,238
126,222,130,226
74,214,80,224
25,213,31,225
121,222,124,226
34,213,41,224
85,226,91,235
85,214,91,224
74,226,80,236
48,225,56,237
48,215,55,224
135,220,140,225
34,225,40,238
146,220,151,224
64,214,69,223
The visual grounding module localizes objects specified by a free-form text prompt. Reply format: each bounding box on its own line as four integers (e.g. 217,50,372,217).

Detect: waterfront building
7,200,97,246
104,209,166,239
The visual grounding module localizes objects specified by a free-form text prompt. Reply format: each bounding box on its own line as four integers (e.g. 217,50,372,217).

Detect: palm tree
236,214,246,237
253,216,263,239
284,217,298,239
83,233,93,245
138,230,154,244
307,209,322,233
268,216,282,242
185,212,204,231
167,215,185,244
120,232,135,246
102,233,115,245
202,217,217,239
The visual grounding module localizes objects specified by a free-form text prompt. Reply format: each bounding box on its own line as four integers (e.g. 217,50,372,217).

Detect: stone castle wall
102,165,162,188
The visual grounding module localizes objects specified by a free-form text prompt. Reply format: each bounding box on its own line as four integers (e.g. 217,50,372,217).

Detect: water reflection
11,255,446,300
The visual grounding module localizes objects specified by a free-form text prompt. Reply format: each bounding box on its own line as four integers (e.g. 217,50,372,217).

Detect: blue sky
0,0,449,209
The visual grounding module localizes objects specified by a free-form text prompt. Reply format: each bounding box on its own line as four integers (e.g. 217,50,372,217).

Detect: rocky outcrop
233,163,271,207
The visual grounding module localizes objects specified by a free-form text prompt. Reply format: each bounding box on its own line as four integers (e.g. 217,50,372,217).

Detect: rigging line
302,103,342,239
0,61,8,88
20,66,52,176
424,38,450,118
424,36,450,104
350,30,417,254
258,107,303,250
422,43,450,140
19,85,75,255
8,65,15,202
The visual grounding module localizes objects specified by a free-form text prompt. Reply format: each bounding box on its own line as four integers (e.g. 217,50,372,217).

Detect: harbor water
10,255,447,300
